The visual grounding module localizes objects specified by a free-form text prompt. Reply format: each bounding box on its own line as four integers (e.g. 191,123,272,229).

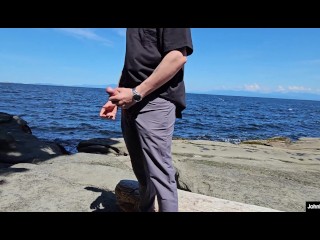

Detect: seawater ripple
1,83,319,153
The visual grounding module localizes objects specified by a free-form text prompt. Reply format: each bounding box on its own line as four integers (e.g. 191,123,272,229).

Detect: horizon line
1,81,319,102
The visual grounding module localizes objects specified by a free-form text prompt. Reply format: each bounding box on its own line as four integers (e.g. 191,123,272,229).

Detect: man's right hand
100,101,118,120
99,87,119,120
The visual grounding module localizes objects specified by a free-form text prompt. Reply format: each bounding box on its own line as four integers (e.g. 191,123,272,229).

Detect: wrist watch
132,88,142,102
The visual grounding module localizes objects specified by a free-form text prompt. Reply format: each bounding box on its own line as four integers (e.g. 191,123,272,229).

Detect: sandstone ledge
115,179,280,212
1,137,319,212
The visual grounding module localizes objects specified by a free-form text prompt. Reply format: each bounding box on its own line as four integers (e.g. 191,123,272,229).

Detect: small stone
115,180,140,212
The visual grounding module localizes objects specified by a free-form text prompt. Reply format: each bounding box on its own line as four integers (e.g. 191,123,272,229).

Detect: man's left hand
109,87,135,109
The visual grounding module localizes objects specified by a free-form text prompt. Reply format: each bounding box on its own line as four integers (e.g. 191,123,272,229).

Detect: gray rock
0,112,13,123
0,153,136,212
0,152,279,212
0,130,15,150
77,138,128,156
115,180,140,212
171,139,320,212
1,135,318,212
0,112,66,164
114,179,279,212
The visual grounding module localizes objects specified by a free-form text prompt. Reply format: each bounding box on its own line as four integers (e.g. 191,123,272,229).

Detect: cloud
244,83,261,92
55,28,112,46
210,83,320,94
276,85,286,92
288,86,312,92
276,85,318,93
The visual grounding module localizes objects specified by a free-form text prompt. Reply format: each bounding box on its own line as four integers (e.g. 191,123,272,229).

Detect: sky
1,28,320,100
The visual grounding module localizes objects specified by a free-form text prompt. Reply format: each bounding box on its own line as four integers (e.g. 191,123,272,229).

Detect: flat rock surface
1,137,319,212
115,179,279,212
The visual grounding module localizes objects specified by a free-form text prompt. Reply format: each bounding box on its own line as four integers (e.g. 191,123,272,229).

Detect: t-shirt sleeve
161,28,193,56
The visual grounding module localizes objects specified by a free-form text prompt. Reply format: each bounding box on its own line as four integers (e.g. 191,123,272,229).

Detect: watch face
133,94,142,101
132,88,142,102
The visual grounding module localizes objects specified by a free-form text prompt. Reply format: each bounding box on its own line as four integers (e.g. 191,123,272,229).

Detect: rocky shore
1,112,319,212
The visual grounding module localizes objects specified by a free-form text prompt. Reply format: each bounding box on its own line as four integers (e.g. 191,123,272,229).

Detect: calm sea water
1,83,319,153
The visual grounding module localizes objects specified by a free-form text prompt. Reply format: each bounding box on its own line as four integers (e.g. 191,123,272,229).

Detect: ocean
1,82,319,153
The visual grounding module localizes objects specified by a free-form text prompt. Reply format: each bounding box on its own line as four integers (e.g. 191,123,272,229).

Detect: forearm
136,49,187,98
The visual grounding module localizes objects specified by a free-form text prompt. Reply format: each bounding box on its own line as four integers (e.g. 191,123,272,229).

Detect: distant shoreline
1,82,319,101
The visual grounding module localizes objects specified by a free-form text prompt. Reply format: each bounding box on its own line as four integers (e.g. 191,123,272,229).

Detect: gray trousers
121,97,178,212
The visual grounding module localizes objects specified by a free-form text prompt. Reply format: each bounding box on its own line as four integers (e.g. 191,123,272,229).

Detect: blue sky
1,28,320,100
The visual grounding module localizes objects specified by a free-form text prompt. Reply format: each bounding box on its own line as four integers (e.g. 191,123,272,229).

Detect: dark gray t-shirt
119,28,193,118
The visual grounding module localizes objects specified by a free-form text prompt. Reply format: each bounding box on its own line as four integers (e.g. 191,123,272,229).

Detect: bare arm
136,48,187,98
109,48,188,107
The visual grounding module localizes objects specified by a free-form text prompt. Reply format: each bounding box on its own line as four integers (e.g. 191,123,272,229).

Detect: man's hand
99,101,118,120
99,87,119,120
109,87,135,109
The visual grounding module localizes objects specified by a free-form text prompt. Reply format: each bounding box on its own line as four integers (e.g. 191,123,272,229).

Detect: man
100,28,193,212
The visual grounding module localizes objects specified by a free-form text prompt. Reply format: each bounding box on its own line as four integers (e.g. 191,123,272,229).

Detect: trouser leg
136,98,178,212
121,108,155,212
121,97,178,212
